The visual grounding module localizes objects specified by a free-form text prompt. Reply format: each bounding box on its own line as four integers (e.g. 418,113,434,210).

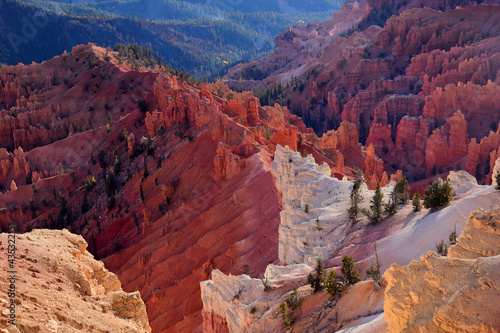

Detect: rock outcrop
0,229,151,332
271,145,354,264
384,204,500,333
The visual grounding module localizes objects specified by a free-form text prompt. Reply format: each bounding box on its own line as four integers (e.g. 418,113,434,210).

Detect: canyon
0,0,499,331
227,0,500,184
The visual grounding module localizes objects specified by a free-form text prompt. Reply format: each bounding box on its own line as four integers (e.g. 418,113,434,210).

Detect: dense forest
1,0,342,77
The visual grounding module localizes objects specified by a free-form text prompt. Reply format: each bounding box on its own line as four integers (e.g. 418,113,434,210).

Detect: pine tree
412,192,422,212
423,178,453,209
341,255,362,284
347,181,363,222
363,183,384,223
393,176,410,204
324,270,344,299
307,256,326,292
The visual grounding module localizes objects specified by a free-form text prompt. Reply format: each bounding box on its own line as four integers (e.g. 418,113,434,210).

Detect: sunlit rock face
384,204,500,333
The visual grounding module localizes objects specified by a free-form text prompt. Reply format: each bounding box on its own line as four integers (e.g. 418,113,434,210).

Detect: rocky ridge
0,228,151,332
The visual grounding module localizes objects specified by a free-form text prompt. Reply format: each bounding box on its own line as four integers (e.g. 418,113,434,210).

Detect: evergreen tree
347,181,363,222
412,192,422,212
324,270,344,299
393,176,410,204
307,256,326,292
363,183,384,223
341,255,362,284
423,178,453,209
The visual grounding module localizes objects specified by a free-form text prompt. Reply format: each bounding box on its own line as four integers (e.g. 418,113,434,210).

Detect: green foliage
121,128,129,141
304,203,311,213
285,288,302,311
114,43,156,69
32,183,38,193
307,256,326,292
347,181,363,222
436,240,448,256
423,178,453,209
2,0,340,78
279,302,292,330
298,133,303,145
254,81,286,106
315,217,322,231
84,176,96,193
496,172,500,190
449,226,457,246
412,192,422,212
363,183,384,223
393,176,410,204
341,255,362,284
324,270,344,299
113,154,121,175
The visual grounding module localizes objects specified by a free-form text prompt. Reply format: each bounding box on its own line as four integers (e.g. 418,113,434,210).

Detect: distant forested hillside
1,0,342,77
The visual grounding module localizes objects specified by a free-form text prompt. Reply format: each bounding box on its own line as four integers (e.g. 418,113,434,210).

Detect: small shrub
261,276,272,291
412,192,422,212
315,217,322,231
304,204,311,213
279,302,292,330
298,133,303,145
449,226,457,246
436,240,448,256
307,256,326,292
341,255,362,284
496,171,500,190
249,306,257,314
285,288,302,310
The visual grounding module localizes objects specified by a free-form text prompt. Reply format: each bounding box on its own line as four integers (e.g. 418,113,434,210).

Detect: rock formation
384,204,500,333
226,1,500,183
0,229,151,332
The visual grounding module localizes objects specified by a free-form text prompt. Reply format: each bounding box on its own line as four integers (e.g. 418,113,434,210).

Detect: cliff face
384,204,500,333
227,1,500,184
0,229,151,332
